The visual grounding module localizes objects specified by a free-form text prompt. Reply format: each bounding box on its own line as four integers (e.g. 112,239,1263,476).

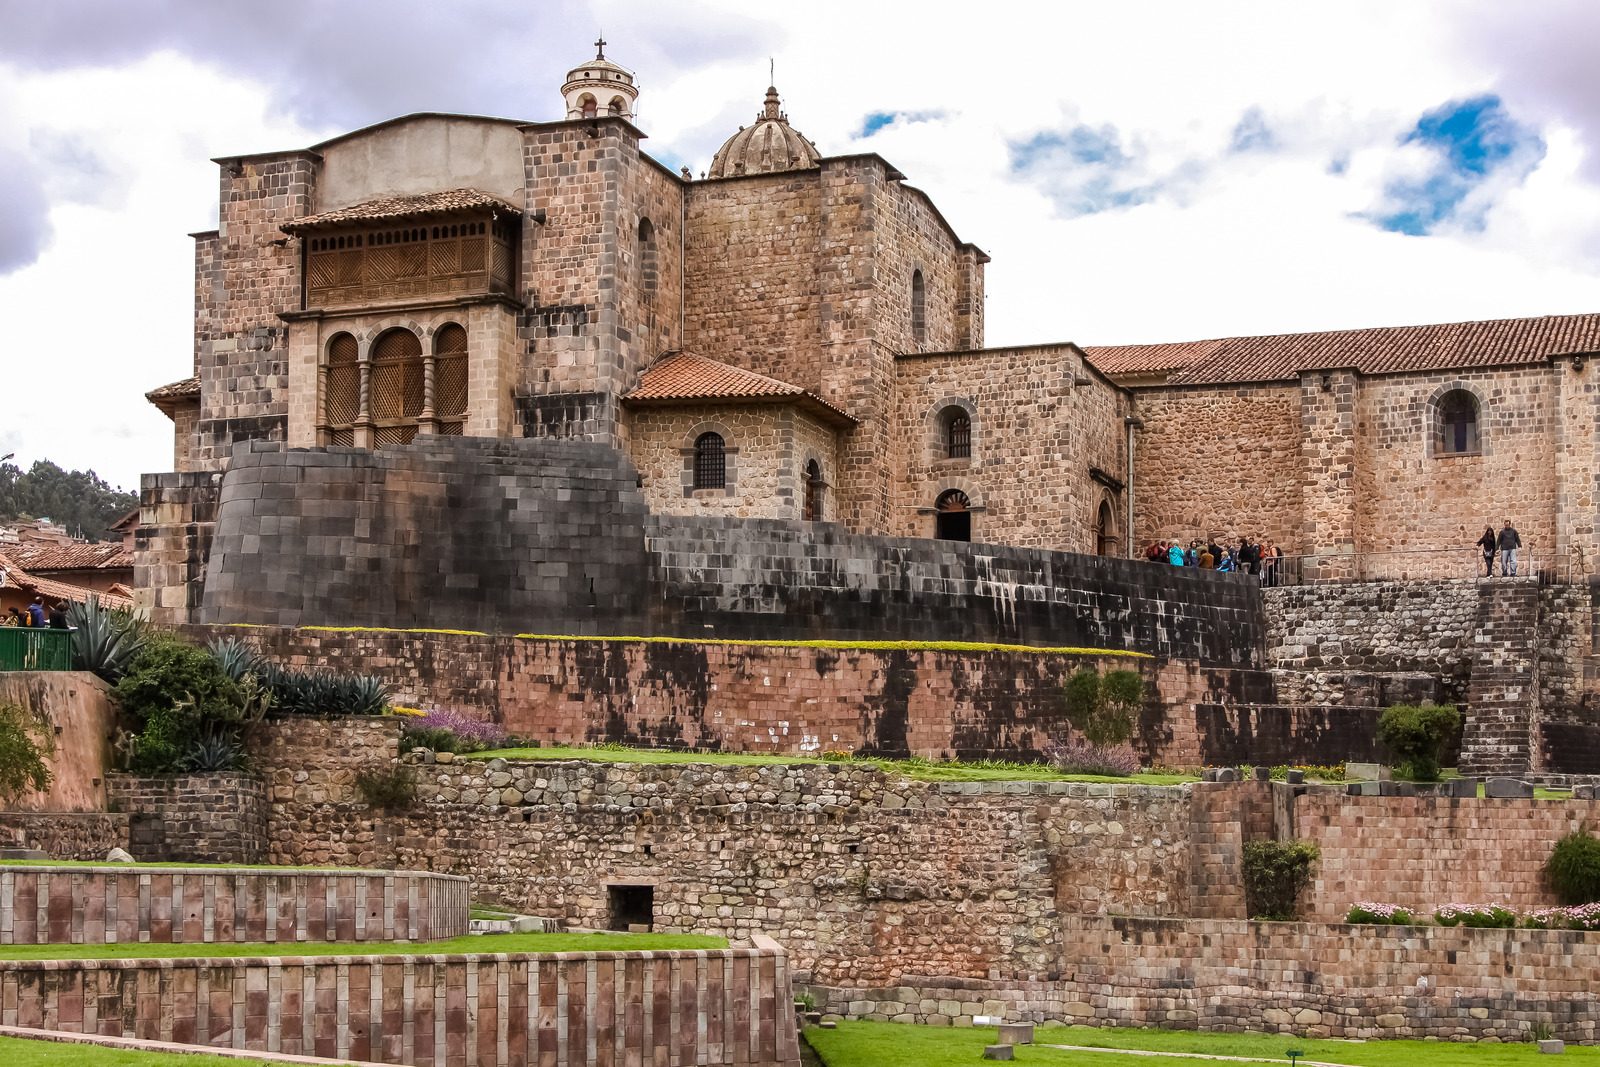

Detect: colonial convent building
146,44,1600,578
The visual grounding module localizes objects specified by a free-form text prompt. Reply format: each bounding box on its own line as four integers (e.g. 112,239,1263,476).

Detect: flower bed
1345,900,1600,930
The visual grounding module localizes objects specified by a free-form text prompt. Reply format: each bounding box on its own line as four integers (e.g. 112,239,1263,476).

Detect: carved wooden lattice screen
304,218,516,308
434,323,468,435
321,333,359,446
370,328,423,446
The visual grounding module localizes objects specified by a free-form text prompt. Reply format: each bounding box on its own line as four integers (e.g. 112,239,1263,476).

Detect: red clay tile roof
1084,312,1600,386
7,542,133,572
0,551,134,611
145,377,200,404
281,188,518,233
624,352,858,425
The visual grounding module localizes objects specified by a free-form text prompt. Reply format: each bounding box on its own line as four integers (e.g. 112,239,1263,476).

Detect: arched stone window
608,96,626,116
694,432,727,490
1096,500,1118,556
369,327,424,446
940,406,971,460
1435,389,1481,455
911,269,927,347
638,218,658,294
935,488,972,542
433,323,468,436
803,459,825,521
579,93,598,119
321,332,359,446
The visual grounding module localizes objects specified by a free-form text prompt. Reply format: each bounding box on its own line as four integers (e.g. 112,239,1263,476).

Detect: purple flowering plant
397,708,508,755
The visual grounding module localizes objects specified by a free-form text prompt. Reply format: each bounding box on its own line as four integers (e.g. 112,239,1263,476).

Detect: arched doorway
1096,500,1119,556
935,489,972,542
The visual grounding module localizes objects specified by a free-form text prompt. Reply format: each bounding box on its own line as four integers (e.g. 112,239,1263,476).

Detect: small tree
1546,828,1600,906
0,702,53,804
1063,668,1144,746
1375,703,1460,781
1242,839,1320,921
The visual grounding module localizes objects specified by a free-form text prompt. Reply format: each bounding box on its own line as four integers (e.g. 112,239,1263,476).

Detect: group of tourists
3,596,68,628
1475,520,1523,578
1143,536,1287,585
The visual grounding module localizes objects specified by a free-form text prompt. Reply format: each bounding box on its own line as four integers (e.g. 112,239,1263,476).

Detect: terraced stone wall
0,865,468,945
820,916,1600,1041
0,943,799,1067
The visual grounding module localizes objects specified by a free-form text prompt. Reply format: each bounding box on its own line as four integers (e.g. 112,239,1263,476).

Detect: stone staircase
1459,581,1539,776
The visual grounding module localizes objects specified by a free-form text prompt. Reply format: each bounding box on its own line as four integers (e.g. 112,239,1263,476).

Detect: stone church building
146,44,1600,586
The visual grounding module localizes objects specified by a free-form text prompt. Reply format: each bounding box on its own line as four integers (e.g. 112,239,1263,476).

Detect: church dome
707,86,821,179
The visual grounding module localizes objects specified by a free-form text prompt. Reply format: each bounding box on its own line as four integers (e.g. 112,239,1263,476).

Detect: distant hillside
0,459,138,542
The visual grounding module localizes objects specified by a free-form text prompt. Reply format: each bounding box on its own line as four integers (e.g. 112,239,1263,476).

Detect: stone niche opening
608,883,654,932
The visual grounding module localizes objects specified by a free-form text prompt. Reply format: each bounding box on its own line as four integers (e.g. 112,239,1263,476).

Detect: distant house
0,550,134,620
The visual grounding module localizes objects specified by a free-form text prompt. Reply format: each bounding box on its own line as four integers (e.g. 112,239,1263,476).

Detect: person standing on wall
1476,524,1497,578
1497,520,1522,577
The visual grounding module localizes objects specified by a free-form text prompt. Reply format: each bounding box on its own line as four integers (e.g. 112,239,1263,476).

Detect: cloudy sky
3,0,1599,491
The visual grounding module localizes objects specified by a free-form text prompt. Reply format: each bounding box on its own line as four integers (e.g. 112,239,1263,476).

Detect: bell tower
560,38,639,120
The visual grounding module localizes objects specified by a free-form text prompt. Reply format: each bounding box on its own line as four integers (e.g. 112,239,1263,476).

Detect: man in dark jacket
1497,520,1522,577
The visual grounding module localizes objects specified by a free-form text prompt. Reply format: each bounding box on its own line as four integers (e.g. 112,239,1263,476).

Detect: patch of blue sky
1368,94,1544,236
857,109,946,138
1007,124,1155,216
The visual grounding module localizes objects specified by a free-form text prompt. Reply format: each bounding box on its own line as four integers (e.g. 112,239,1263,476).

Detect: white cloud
4,0,1600,490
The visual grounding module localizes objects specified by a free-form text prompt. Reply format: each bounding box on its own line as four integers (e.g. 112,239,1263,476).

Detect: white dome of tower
561,37,638,120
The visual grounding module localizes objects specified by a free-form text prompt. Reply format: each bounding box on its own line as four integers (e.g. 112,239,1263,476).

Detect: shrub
1043,738,1140,777
0,701,53,804
1545,828,1600,905
1345,901,1414,925
66,595,151,683
114,636,268,773
1434,903,1517,928
397,709,508,755
1375,703,1460,781
1063,668,1144,747
355,765,415,810
1242,839,1319,921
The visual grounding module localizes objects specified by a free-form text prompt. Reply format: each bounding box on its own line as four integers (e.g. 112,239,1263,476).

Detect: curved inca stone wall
200,438,1266,666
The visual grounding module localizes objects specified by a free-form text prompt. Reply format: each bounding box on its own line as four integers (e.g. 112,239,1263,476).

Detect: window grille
945,411,971,459
694,432,727,490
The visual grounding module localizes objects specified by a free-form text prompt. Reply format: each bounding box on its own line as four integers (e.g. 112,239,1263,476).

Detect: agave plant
207,638,264,684
340,673,392,716
66,595,151,683
179,732,246,773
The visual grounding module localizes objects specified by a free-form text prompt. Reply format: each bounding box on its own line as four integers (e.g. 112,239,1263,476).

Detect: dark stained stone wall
199,438,1266,667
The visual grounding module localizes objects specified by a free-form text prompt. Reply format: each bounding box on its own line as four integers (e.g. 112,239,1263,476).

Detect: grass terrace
0,931,726,962
461,744,1197,786
0,1035,288,1066
804,1021,1600,1066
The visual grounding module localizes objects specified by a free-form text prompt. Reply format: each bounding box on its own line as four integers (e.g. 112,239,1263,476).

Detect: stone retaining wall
106,773,268,864
0,866,469,945
0,813,129,861
205,628,1304,767
0,942,799,1067
816,916,1600,1041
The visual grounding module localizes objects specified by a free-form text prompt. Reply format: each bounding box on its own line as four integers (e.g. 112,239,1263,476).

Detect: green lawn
0,1035,283,1066
0,930,725,962
805,1021,1599,1067
0,861,389,871
465,745,1196,786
